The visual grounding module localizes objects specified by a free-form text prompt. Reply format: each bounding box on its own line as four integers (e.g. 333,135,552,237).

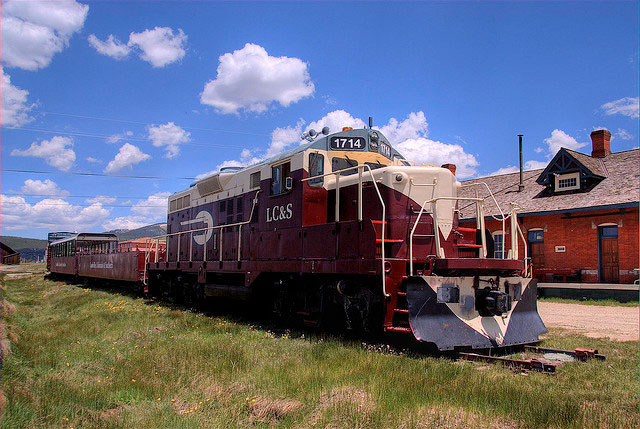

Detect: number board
378,142,392,158
330,136,366,150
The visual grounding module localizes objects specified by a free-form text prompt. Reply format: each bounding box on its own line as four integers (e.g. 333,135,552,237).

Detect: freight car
48,125,547,351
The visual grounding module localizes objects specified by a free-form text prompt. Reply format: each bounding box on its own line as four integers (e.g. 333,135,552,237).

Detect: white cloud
128,27,187,68
534,147,544,154
0,194,108,231
147,122,190,158
104,143,151,173
88,34,130,60
86,195,117,205
106,131,133,144
86,156,101,163
1,0,89,70
524,160,548,170
486,160,548,177
616,128,632,140
396,138,479,179
195,149,263,181
1,67,34,126
600,97,639,119
11,136,76,171
131,191,171,219
21,179,69,197
102,216,153,231
542,129,587,157
200,43,314,114
377,111,429,144
265,119,305,157
306,110,366,135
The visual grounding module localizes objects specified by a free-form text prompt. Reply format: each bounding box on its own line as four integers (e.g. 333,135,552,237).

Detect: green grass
539,296,639,307
1,274,638,428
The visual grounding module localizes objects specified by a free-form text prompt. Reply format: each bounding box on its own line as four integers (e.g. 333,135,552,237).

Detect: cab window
332,157,358,176
309,153,324,186
271,162,291,195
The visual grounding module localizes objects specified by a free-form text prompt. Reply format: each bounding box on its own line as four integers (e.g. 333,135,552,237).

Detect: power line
3,126,248,148
0,201,167,208
30,110,272,137
3,192,160,200
2,168,195,180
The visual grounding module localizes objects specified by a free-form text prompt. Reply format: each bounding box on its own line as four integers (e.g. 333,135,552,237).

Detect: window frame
555,172,580,191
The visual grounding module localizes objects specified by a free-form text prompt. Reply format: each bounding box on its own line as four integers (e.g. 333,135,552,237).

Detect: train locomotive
47,126,547,351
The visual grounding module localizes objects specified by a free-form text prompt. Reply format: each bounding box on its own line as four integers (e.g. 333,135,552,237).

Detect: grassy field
538,296,639,307
1,270,638,428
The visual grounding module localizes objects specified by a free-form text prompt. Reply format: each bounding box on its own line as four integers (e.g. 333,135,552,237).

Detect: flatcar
48,125,547,351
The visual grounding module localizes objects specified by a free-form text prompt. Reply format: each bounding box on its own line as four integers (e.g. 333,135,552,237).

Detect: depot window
271,161,291,195
555,172,580,191
493,231,506,259
527,230,544,243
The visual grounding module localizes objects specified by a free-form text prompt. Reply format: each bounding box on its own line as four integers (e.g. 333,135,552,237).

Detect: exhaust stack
518,134,524,192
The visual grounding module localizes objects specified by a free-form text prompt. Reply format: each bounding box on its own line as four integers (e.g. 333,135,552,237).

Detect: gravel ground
538,301,639,341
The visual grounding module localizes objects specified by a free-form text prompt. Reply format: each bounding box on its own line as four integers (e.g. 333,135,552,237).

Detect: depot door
599,225,619,283
528,229,545,269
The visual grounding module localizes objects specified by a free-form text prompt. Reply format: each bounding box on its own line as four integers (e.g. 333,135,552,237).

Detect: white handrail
409,195,484,274
147,190,260,265
302,164,388,297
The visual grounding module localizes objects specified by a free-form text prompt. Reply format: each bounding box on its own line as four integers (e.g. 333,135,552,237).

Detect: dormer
536,147,607,195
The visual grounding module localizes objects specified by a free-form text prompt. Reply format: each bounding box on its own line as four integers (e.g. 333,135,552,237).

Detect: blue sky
1,1,638,239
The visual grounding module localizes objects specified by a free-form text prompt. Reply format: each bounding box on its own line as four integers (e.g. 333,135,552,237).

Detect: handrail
409,194,484,274
146,190,261,267
302,164,388,297
462,181,509,258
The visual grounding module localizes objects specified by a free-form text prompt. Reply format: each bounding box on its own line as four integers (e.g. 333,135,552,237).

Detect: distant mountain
105,223,167,241
0,236,47,250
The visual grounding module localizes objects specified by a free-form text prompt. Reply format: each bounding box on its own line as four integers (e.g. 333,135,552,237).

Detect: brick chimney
590,129,611,158
441,163,456,175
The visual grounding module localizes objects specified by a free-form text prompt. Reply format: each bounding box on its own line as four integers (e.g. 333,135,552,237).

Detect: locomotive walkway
538,301,639,341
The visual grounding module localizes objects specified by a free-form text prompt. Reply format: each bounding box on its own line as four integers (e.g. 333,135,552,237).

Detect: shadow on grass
49,273,538,362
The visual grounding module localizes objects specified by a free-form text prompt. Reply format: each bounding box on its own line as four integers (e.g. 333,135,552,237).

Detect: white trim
555,172,580,191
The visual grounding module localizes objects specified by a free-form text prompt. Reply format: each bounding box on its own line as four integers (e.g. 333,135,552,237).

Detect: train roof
191,128,405,187
49,232,119,246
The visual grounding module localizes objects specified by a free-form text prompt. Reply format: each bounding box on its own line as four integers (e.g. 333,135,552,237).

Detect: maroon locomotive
48,126,546,350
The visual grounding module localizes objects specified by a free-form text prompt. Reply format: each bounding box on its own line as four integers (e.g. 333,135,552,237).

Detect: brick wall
461,208,639,284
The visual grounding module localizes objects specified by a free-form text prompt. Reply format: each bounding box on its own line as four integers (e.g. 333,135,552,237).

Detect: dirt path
538,301,638,341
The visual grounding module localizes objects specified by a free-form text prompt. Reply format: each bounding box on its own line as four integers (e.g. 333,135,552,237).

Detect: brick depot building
458,129,638,284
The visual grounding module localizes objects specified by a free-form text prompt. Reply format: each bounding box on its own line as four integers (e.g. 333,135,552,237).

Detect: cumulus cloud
86,195,117,205
396,138,479,178
86,156,101,163
377,111,429,144
11,136,76,171
616,128,632,140
131,191,171,219
128,27,187,67
0,67,34,127
21,179,69,197
88,34,130,60
200,43,314,114
1,0,89,70
265,119,306,157
104,143,151,173
306,110,366,135
147,122,190,158
486,160,549,177
600,97,639,119
106,131,133,144
102,216,153,231
543,129,587,156
0,194,108,231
